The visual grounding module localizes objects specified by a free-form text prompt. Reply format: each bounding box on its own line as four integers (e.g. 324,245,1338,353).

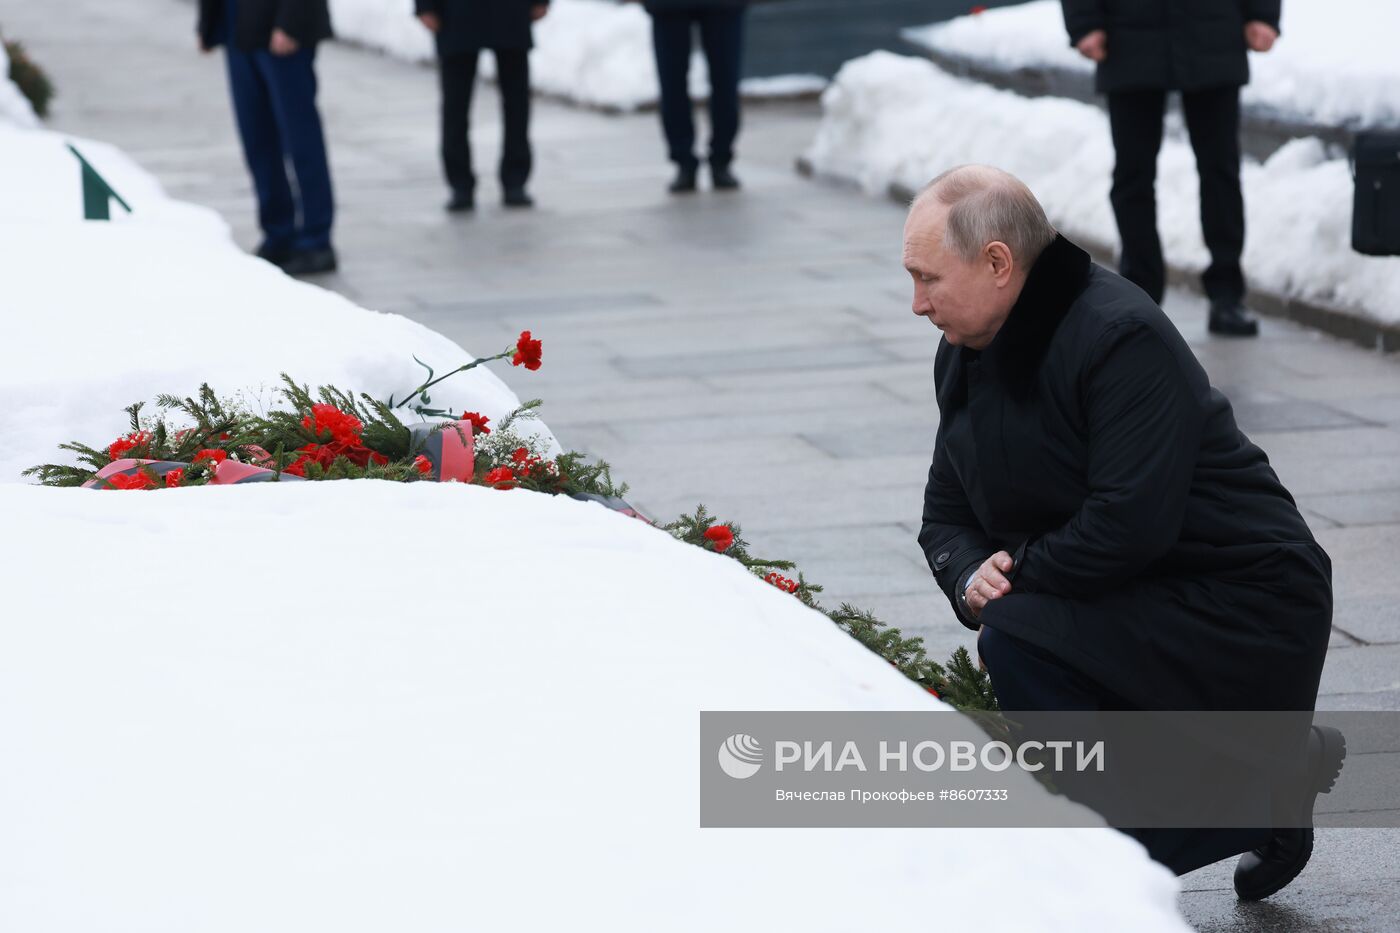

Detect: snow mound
0,480,1190,932
805,51,1400,326
905,0,1400,130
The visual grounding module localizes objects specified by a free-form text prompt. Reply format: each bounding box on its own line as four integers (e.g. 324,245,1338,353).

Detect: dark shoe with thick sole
1209,301,1260,337
1233,725,1346,901
255,241,293,267
710,163,741,191
669,166,698,194
280,247,338,277
445,190,475,213
503,187,534,208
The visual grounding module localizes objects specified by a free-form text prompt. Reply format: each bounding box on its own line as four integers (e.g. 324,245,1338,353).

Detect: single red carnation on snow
511,330,543,371
194,448,228,464
970,4,988,13
460,411,491,435
927,686,941,698
164,468,185,488
106,471,155,490
704,525,735,553
413,455,432,475
484,466,516,489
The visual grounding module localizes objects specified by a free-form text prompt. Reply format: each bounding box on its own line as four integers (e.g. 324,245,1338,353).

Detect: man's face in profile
903,201,1007,349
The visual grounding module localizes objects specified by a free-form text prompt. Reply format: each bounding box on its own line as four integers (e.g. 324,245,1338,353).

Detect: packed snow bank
1,121,553,485
805,52,1400,326
904,0,1400,130
0,38,41,127
0,480,1190,933
329,0,825,110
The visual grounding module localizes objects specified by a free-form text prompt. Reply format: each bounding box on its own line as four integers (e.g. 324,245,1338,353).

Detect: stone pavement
6,1,1399,929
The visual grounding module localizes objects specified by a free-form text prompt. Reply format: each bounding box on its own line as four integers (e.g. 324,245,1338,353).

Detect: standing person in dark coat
633,0,748,193
198,0,338,276
1060,0,1282,336
910,165,1341,898
416,0,549,211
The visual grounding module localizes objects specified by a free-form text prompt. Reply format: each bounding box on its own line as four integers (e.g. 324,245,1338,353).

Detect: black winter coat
643,0,748,12
1061,0,1281,92
415,0,548,54
919,235,1331,713
198,0,333,53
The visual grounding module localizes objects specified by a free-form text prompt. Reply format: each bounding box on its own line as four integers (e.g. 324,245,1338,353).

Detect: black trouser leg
495,48,532,190
439,51,480,195
651,12,698,171
1107,89,1168,304
696,7,745,168
977,625,1271,876
1182,85,1246,305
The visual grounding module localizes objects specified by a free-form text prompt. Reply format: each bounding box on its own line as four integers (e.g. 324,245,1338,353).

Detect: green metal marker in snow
66,142,132,221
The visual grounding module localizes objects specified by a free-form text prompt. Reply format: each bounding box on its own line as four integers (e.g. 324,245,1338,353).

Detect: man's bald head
909,165,1057,267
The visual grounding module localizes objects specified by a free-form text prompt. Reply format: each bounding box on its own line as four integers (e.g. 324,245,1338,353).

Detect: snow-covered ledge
801,52,1400,350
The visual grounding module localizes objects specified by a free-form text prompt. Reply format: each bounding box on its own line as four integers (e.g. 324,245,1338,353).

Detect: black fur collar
977,234,1091,393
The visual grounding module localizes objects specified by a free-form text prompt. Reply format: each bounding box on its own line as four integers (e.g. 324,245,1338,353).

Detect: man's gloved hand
964,550,1015,620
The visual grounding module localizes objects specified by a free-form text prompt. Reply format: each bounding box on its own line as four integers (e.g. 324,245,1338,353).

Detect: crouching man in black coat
910,165,1340,898
416,0,549,210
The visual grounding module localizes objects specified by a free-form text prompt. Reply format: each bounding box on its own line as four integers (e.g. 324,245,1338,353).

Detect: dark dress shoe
711,163,741,190
1209,301,1260,337
503,187,534,208
1234,725,1346,901
445,190,475,213
280,247,338,276
669,166,698,194
255,241,293,267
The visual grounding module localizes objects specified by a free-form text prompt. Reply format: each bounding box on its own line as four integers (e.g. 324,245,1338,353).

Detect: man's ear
986,241,1014,287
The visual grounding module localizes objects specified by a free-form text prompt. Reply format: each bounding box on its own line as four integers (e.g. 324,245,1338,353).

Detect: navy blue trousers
978,624,1273,876
225,43,335,251
650,8,744,170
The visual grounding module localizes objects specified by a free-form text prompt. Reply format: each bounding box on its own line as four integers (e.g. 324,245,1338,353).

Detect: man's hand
530,4,549,21
270,28,300,56
1245,21,1278,52
964,550,1015,620
418,12,441,33
1075,29,1107,62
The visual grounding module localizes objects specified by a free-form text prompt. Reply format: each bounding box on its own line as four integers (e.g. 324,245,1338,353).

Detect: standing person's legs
1106,89,1168,304
257,45,335,252
224,45,296,255
650,11,698,173
439,50,480,199
494,48,533,194
1182,85,1246,306
696,6,744,174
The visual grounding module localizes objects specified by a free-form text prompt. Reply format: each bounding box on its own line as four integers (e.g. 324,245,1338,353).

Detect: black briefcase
1352,131,1400,256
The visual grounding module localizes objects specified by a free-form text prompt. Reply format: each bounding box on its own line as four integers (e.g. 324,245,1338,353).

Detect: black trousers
977,624,1272,877
438,48,531,194
650,7,745,170
1107,86,1245,306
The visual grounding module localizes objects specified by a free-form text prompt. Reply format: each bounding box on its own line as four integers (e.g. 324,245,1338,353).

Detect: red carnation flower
704,525,735,553
970,4,988,13
927,686,941,698
164,468,185,488
511,330,543,371
511,446,531,464
301,403,365,447
106,471,155,490
107,431,151,460
460,411,491,436
194,448,228,464
484,466,516,489
413,455,432,475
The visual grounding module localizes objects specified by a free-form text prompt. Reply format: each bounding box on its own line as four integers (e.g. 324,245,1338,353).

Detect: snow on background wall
805,52,1400,326
327,0,825,110
904,0,1400,130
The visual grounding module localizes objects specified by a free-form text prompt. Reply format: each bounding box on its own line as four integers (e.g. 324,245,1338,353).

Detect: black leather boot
1208,301,1260,336
710,162,741,191
668,165,698,194
1233,725,1346,901
445,189,475,213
